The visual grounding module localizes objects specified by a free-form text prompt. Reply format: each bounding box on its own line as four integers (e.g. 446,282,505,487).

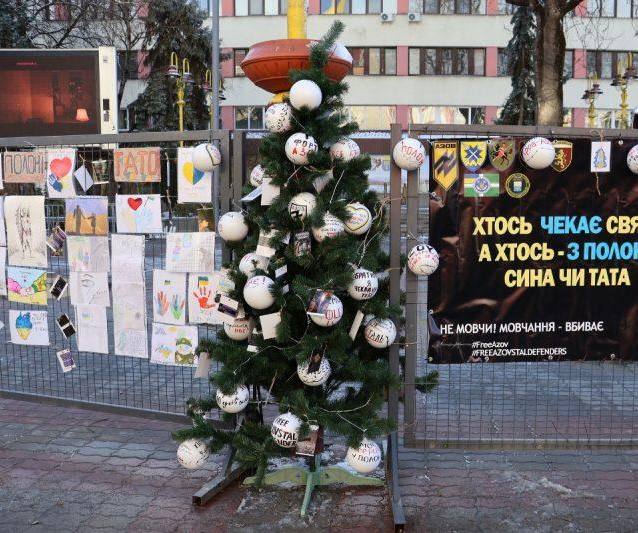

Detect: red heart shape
127,197,143,210
50,157,72,179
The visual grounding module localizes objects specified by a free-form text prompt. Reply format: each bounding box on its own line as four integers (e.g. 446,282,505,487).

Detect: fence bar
407,123,638,139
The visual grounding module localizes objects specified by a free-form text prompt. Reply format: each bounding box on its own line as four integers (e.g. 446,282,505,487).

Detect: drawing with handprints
152,270,186,325
188,273,221,324
7,266,47,305
5,196,47,268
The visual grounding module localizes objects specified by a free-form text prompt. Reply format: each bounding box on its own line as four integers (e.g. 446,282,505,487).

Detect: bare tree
508,0,584,125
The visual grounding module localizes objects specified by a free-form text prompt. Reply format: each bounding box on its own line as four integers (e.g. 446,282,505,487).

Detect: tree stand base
243,454,384,517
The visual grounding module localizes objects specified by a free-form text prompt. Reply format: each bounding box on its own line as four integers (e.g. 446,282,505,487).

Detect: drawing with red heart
50,157,72,179
127,197,143,211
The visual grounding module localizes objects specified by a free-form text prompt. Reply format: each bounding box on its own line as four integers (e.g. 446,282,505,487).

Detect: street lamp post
582,73,603,128
167,52,193,145
611,53,637,129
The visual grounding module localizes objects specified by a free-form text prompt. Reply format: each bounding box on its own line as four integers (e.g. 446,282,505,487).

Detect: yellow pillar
287,0,307,39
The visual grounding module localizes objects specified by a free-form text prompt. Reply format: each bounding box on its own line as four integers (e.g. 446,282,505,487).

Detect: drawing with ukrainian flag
463,173,501,198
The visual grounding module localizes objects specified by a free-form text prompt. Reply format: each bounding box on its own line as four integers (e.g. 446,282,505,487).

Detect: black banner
428,138,638,363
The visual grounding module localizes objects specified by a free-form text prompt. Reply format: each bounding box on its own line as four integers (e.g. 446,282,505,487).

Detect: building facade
196,0,638,130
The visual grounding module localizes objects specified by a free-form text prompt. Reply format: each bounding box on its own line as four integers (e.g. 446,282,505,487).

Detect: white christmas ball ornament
392,138,426,171
346,438,382,474
285,133,318,165
407,244,439,276
312,213,346,242
364,316,397,349
215,384,250,413
243,275,275,310
522,137,555,170
289,79,322,111
218,211,249,242
239,252,269,278
344,202,372,235
271,412,302,448
288,192,317,221
330,138,361,162
297,357,331,386
223,318,251,341
250,164,266,187
264,103,293,133
309,294,343,327
192,143,221,172
177,439,210,470
348,268,378,301
627,145,638,174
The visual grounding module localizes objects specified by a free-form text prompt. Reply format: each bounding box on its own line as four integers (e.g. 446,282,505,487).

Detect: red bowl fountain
241,39,352,94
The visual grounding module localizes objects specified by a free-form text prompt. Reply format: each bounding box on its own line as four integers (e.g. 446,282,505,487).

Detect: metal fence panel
0,130,235,417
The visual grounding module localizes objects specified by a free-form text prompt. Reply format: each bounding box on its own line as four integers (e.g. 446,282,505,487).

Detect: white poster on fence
177,147,212,204
75,304,109,354
151,322,199,367
69,271,110,306
112,234,145,282
115,194,163,234
66,236,110,272
46,148,77,198
9,310,49,346
152,270,187,325
165,232,215,273
5,196,47,268
113,280,148,359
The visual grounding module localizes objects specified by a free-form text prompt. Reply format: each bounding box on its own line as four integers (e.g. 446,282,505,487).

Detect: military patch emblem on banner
463,173,500,198
551,140,573,172
460,141,487,172
505,173,530,198
488,139,515,172
433,141,459,190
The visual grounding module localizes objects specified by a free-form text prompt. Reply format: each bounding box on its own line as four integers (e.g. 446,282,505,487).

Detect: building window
409,48,485,76
235,106,265,129
117,51,139,81
411,106,485,125
422,0,484,14
343,106,396,130
497,0,515,14
498,48,573,80
586,50,638,78
233,49,248,77
348,48,397,75
196,0,210,14
320,0,382,13
235,0,287,14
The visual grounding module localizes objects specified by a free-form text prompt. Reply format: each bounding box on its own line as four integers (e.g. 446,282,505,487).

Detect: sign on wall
428,138,638,363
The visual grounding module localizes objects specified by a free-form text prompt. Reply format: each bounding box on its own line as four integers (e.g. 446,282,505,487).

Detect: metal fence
0,130,242,419
394,123,638,448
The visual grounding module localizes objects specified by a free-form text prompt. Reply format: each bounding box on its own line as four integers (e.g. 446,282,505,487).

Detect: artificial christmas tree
174,22,398,504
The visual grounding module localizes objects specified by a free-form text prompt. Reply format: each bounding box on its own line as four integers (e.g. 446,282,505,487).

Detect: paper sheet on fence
115,194,163,234
75,305,109,354
5,196,47,268
112,235,147,358
188,272,221,325
0,197,6,247
66,236,110,272
177,147,212,203
7,266,47,305
152,270,187,325
165,232,215,273
9,310,49,346
65,197,109,236
151,322,199,367
0,247,7,296
69,271,110,306
46,148,77,198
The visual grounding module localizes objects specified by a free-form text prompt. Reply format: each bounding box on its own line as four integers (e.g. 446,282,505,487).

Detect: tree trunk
535,2,565,126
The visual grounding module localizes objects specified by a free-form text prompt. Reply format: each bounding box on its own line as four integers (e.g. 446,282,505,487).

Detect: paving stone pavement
0,397,392,532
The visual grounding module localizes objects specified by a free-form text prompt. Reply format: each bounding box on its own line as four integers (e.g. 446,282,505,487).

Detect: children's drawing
111,234,145,283
9,310,49,346
113,280,148,358
188,272,221,325
113,147,161,182
65,197,109,236
7,266,47,305
46,148,77,198
115,194,163,234
69,271,110,306
75,305,109,354
66,236,110,272
177,147,212,203
151,322,199,367
165,232,215,273
152,270,186,325
5,196,47,268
